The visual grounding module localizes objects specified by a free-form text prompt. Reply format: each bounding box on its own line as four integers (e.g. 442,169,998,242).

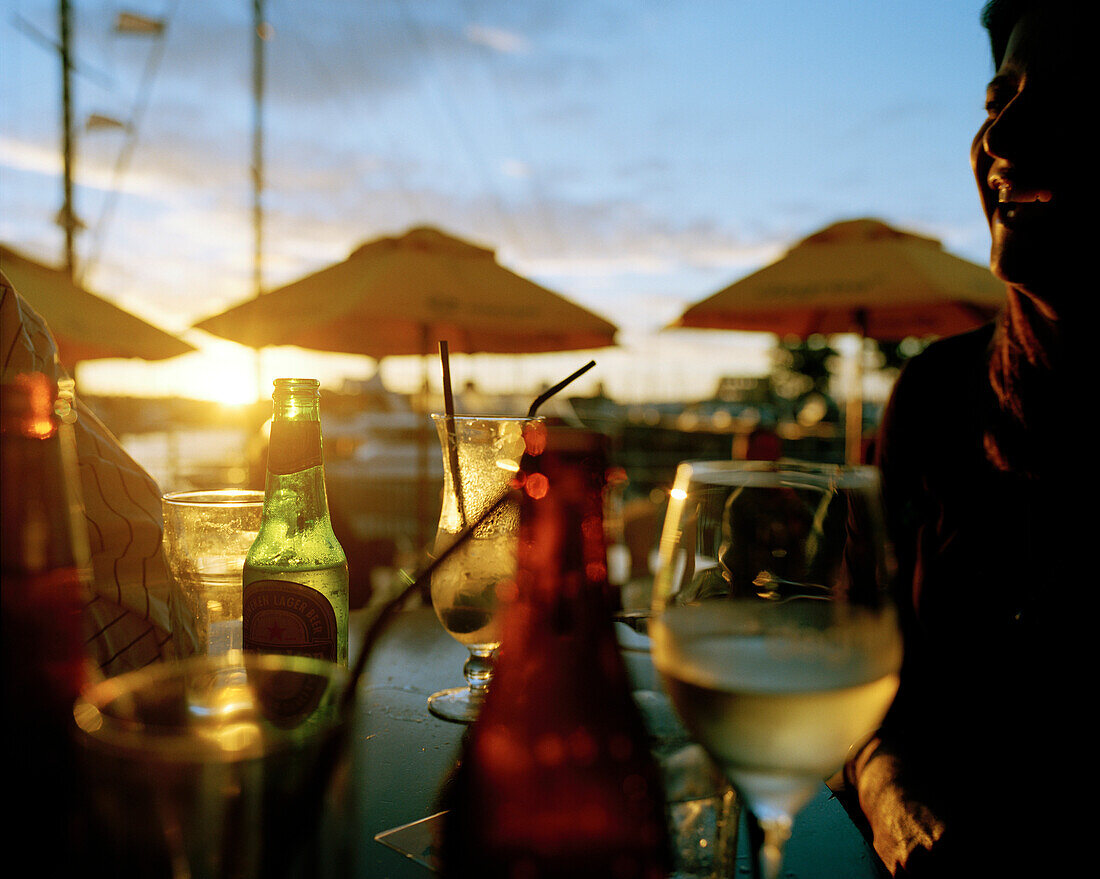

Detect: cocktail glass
426,414,541,723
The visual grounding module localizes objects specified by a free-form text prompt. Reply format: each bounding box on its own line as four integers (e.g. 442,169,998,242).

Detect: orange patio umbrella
193,225,617,551
669,218,1005,462
1,243,195,370
192,226,618,358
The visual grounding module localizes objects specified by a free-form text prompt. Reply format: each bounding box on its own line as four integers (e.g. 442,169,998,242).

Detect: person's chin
991,220,1062,284
989,247,1032,288
990,200,1084,286
989,228,1030,284
990,243,1082,319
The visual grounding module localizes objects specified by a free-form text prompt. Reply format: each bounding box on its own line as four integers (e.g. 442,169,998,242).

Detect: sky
0,0,999,405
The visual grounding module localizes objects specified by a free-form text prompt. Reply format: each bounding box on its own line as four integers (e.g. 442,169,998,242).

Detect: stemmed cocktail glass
649,460,902,878
426,414,542,723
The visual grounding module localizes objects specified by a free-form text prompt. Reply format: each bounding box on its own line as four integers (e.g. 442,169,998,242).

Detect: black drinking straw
527,359,596,417
321,359,602,777
438,340,467,527
345,357,600,701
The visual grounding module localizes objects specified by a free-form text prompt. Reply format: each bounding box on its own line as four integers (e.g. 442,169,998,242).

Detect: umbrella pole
845,311,867,465
417,325,431,560
845,352,863,464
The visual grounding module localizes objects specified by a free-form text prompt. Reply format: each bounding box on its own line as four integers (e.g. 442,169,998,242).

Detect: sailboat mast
251,0,265,301
251,0,266,399
58,0,76,279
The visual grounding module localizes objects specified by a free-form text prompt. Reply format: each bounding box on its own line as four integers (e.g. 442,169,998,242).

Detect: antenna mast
251,0,266,397
251,0,265,300
58,0,77,279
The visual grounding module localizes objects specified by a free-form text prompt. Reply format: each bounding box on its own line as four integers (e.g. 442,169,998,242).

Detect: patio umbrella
1,243,195,369
193,225,617,550
192,225,618,357
669,218,1005,462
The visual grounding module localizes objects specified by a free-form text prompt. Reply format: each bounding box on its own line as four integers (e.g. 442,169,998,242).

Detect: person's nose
981,92,1030,165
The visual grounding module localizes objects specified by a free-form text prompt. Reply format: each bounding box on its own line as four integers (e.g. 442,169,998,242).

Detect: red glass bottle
1,372,94,869
439,425,670,879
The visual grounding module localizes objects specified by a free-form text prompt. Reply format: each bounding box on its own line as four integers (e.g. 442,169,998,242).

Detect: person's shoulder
878,322,995,443
1,272,63,379
900,323,994,383
887,323,994,409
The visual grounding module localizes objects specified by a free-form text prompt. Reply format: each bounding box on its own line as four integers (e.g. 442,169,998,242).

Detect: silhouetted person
842,2,1091,875
745,423,782,461
2,275,194,673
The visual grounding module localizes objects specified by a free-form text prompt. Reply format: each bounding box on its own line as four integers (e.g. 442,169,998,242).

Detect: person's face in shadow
971,8,1082,312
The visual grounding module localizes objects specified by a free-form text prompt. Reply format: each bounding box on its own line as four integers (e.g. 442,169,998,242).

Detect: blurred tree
773,334,930,403
771,334,839,402
873,337,931,374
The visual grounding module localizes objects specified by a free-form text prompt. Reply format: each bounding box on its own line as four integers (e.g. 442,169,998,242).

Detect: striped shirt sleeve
2,271,196,676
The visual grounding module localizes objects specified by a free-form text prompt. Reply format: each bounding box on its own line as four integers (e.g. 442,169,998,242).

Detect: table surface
342,605,888,879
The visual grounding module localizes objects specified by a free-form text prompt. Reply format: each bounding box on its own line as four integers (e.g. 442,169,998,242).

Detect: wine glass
426,414,543,723
649,460,902,879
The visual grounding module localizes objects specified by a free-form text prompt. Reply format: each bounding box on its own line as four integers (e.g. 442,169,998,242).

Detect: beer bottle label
266,421,323,475
251,662,330,729
243,579,338,662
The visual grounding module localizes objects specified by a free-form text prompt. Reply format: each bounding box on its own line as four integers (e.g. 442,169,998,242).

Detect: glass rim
272,377,320,387
429,413,544,422
72,653,347,760
674,458,880,488
162,488,265,507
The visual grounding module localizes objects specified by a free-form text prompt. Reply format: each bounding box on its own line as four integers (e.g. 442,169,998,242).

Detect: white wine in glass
649,460,902,879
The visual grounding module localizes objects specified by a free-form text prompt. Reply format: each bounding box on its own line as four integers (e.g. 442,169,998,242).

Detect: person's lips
992,183,1054,227
996,184,1052,204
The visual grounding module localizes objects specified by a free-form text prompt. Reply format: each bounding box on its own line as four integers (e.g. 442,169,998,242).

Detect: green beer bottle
243,378,349,666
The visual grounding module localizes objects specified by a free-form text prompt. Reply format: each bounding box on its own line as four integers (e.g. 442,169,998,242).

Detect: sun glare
190,357,259,406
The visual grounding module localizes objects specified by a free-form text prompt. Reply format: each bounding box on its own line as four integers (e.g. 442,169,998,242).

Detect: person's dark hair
985,0,1025,65
980,0,1040,66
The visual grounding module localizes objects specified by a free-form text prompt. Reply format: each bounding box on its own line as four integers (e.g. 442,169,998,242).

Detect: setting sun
187,354,259,406
75,341,261,405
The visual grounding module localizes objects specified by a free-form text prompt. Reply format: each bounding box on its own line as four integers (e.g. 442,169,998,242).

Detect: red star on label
265,620,288,641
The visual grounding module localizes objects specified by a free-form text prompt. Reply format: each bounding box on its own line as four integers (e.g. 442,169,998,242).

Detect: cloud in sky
1,0,999,399
464,24,530,55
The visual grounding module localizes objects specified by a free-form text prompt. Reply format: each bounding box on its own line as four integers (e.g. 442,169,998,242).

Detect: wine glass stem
464,648,493,698
757,815,792,879
712,785,740,878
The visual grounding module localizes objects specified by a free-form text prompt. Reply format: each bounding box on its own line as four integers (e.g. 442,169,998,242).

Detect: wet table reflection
343,606,887,878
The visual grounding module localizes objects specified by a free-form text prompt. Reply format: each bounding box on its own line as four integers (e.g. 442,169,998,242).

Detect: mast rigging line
252,0,265,301
79,0,182,289
392,0,529,259
271,6,430,225
457,0,567,263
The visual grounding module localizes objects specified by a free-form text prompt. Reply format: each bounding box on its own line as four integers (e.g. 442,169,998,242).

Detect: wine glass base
427,687,484,724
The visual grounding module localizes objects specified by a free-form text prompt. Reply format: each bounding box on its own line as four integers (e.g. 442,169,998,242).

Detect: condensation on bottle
243,378,350,676
439,424,671,879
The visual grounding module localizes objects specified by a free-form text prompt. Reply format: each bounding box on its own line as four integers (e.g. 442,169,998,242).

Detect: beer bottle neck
259,465,334,539
267,378,324,476
271,378,321,423
258,378,336,538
